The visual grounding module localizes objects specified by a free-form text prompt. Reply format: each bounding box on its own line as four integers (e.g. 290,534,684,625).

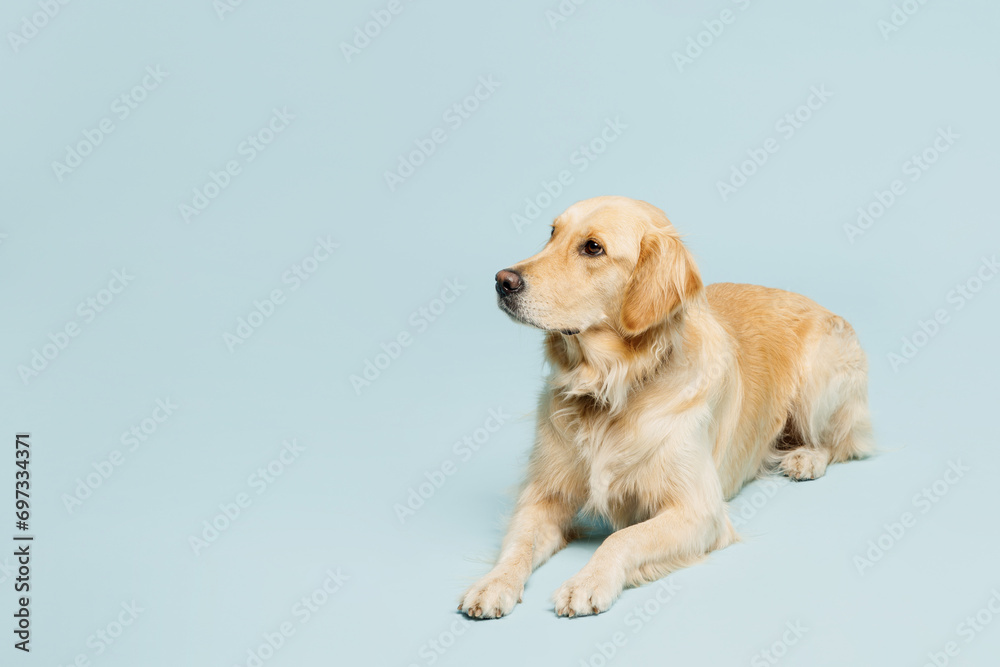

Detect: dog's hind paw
780,448,829,481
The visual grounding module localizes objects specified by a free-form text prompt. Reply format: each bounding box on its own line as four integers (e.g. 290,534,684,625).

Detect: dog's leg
553,505,733,617
459,488,578,619
824,336,875,464
781,319,874,481
553,451,734,617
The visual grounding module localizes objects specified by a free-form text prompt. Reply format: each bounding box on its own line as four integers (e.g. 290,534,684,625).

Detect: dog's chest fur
552,392,694,529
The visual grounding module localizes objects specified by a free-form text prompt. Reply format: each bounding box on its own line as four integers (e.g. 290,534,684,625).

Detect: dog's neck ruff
545,314,685,414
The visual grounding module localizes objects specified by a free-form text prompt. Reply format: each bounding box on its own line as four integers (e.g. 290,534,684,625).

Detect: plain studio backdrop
2,1,999,665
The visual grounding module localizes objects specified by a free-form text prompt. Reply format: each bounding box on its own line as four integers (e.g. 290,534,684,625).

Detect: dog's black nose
495,269,524,296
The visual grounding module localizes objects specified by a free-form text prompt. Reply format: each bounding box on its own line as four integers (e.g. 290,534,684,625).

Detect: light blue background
2,1,999,665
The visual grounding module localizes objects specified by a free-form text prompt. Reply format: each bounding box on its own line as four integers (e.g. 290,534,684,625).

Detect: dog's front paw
459,571,523,619
553,569,623,618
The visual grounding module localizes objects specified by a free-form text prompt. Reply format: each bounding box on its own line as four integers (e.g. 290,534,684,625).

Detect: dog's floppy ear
619,229,703,335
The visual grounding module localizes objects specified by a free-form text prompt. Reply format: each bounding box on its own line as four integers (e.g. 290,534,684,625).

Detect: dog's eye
582,240,604,256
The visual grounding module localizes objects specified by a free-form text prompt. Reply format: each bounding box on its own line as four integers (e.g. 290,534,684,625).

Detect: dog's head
496,196,703,337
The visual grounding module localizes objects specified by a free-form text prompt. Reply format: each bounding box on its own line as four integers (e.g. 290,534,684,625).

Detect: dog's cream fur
460,196,873,619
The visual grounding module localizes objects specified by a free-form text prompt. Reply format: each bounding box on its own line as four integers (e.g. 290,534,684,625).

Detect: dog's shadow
565,515,616,547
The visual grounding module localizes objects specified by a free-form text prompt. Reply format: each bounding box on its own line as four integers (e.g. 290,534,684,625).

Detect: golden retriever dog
459,196,873,619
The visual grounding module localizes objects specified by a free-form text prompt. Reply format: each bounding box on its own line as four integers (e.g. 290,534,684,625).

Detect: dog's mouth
496,296,534,327
497,296,580,336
